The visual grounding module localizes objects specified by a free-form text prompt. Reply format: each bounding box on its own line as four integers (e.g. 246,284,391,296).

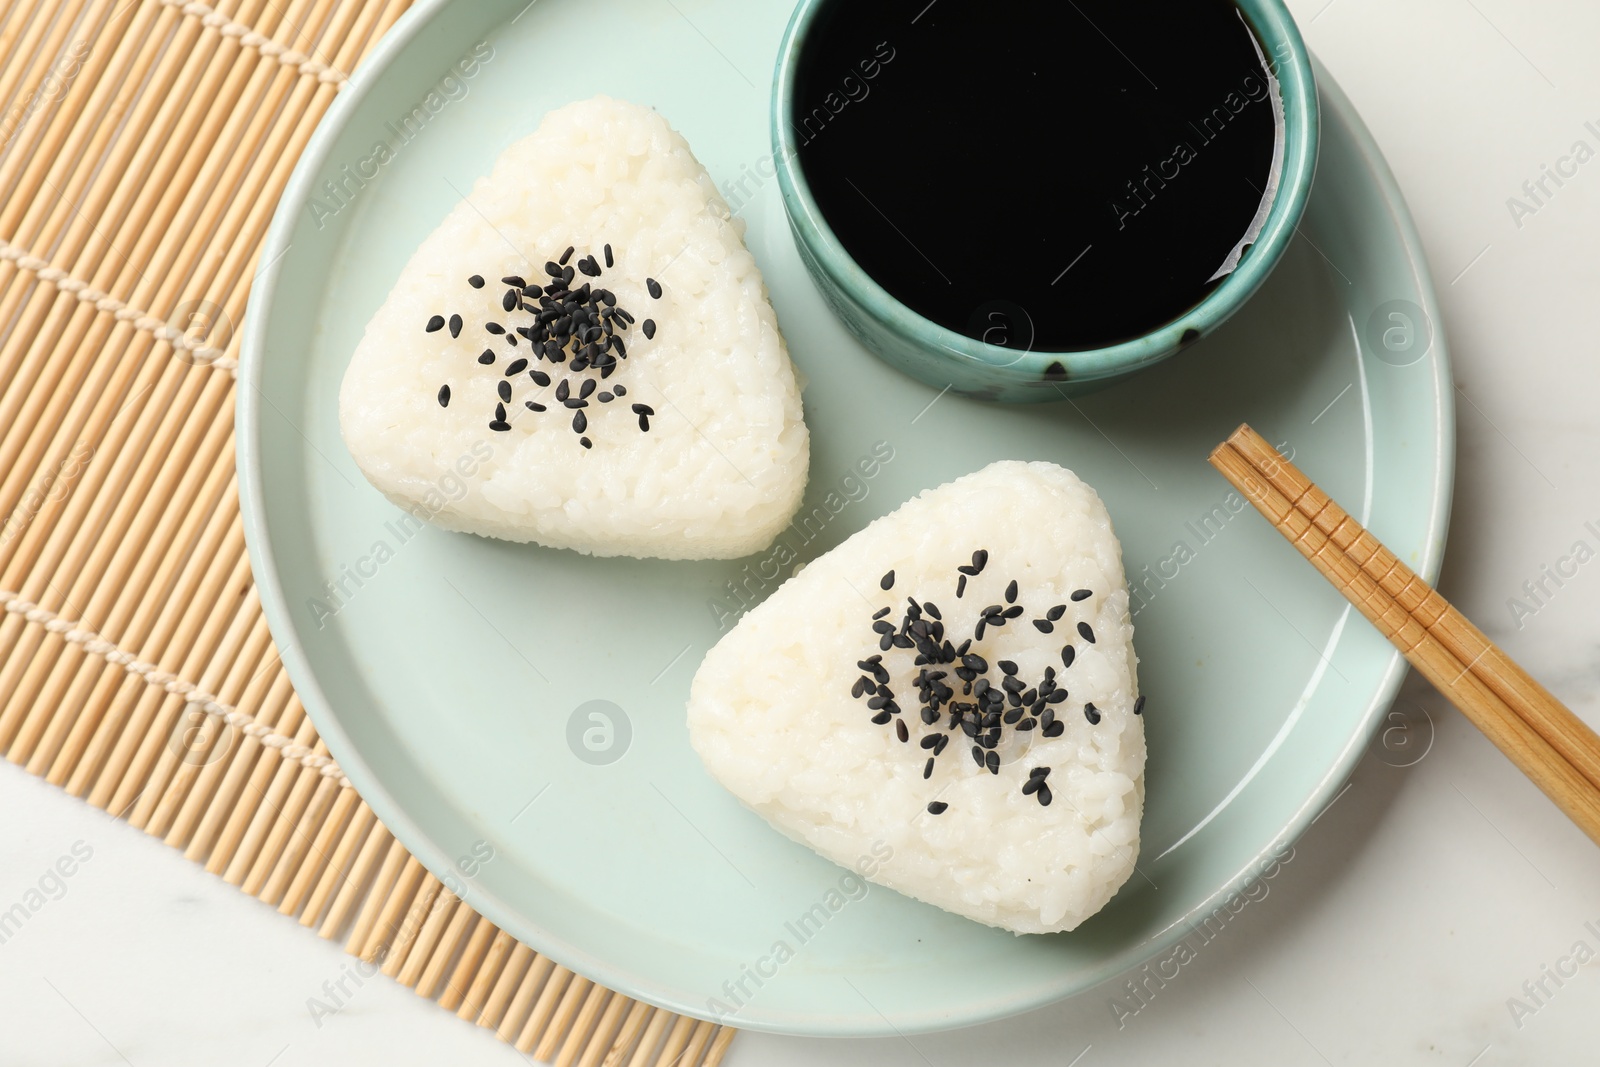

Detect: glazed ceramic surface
239,0,1452,1037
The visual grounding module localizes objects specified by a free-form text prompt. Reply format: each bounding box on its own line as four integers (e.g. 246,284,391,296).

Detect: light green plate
239,0,1453,1037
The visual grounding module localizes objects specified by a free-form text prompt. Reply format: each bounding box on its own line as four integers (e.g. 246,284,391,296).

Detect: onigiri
339,96,809,560
687,461,1146,934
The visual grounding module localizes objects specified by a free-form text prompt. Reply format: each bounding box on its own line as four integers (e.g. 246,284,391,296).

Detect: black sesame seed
971,745,984,768
638,415,651,432
604,244,613,268
1077,622,1096,644
486,322,505,335
597,391,614,403
971,549,988,572
1005,579,1018,604
956,574,967,598
525,401,545,412
1033,620,1054,634
896,719,909,743
985,751,1000,774
503,290,518,313
437,384,450,407
579,378,596,399
580,436,592,449
1042,721,1065,738
923,757,935,779
425,315,445,333
563,398,588,410
489,420,510,432
1016,718,1035,731
927,801,948,815
494,402,506,422
1021,777,1042,796
872,710,893,725
477,351,495,366
646,277,662,299
642,319,656,340
613,384,627,397
468,275,485,289
1030,766,1051,779
573,410,588,433
1037,784,1053,806
556,380,570,401
998,660,1018,676
919,734,940,750
1085,703,1102,725
530,370,551,387
448,314,462,338
1061,645,1076,668
1134,696,1146,716
559,246,575,266
496,381,511,402
502,276,526,288
630,403,654,416
934,735,948,755
924,602,941,620
505,358,528,376
545,260,563,278
1071,589,1093,602
880,570,895,591
1047,604,1067,621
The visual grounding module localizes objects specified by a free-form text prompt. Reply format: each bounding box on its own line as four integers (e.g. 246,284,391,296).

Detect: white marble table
5,0,1600,1062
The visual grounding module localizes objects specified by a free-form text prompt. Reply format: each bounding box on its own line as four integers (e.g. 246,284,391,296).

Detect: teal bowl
771,0,1321,402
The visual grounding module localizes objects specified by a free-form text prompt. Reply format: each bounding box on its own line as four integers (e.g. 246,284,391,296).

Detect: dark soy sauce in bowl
791,0,1285,352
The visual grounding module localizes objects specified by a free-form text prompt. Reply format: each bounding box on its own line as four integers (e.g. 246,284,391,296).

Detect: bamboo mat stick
379,869,443,977
141,613,276,836
223,713,321,886
475,940,535,1029
242,736,334,895
438,916,496,1012
558,983,615,1067
626,1008,675,1067
205,686,310,874
501,953,560,1042
516,965,576,1053
276,782,360,916
704,1026,737,1067
536,974,596,1060
396,886,461,987
416,895,482,998
604,1000,658,1067
457,926,518,1022
319,816,392,939
578,989,635,1067
1212,427,1600,845
290,790,367,924
182,664,297,857
259,767,343,903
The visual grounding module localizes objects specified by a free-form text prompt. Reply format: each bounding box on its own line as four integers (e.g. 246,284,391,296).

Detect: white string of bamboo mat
0,589,349,786
157,0,351,85
0,235,239,374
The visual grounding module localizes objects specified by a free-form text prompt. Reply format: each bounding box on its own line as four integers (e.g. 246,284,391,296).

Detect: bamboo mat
0,1,733,1062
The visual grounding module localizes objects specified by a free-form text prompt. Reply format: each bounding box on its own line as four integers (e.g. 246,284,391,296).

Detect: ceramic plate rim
238,0,1455,1037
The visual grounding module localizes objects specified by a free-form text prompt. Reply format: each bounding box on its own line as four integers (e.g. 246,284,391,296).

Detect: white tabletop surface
6,0,1600,1063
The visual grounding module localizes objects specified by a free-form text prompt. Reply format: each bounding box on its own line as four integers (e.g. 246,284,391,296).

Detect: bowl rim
770,0,1322,384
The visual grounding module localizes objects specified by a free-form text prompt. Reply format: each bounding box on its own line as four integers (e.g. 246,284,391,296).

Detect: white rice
688,461,1145,934
339,96,809,560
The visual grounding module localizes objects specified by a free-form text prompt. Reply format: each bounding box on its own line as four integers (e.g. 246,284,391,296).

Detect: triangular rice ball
339,96,809,560
688,461,1145,933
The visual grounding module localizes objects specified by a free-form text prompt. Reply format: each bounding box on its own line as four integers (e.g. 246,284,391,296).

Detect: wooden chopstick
1211,424,1600,846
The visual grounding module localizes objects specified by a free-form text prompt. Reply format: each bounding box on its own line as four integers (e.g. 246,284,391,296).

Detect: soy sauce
792,0,1284,352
